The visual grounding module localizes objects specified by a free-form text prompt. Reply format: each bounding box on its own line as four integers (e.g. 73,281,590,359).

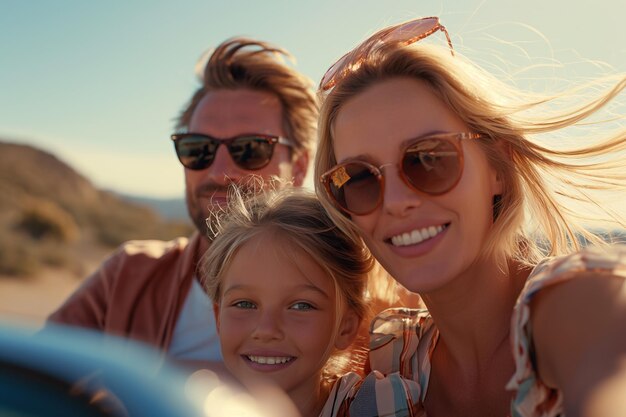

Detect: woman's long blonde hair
315,43,626,268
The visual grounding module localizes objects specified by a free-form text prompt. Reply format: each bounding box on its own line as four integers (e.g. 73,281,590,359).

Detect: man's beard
186,176,282,241
186,184,229,241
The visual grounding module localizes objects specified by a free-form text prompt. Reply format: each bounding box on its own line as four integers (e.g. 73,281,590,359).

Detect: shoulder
321,372,361,417
95,234,197,281
370,307,433,340
519,244,626,304
508,244,626,416
321,371,422,417
512,244,626,341
116,236,192,260
103,235,196,268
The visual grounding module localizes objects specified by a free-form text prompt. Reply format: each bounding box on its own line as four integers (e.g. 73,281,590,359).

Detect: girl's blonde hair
315,42,626,269
201,179,374,380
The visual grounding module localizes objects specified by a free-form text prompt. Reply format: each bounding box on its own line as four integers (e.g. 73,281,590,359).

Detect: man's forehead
196,89,282,114
189,89,285,137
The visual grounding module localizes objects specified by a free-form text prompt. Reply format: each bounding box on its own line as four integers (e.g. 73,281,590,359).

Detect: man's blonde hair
176,37,318,157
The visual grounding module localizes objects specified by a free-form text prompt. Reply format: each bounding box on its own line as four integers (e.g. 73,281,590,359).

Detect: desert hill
0,140,193,278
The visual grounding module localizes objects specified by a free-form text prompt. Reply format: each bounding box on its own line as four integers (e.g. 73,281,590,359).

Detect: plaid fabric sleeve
321,308,437,416
322,370,423,417
507,244,626,417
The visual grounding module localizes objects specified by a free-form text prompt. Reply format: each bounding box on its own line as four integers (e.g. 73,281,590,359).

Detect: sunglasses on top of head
319,132,483,216
320,16,453,91
171,133,295,171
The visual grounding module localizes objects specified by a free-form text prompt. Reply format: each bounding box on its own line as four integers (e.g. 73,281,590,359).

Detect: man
47,37,318,365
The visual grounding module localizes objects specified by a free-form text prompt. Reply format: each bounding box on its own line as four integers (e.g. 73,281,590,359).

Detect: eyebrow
222,283,330,299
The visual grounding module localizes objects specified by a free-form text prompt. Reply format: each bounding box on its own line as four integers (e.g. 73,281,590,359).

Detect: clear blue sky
1,0,624,198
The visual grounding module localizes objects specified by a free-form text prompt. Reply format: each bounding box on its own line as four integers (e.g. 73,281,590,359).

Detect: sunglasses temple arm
440,25,455,56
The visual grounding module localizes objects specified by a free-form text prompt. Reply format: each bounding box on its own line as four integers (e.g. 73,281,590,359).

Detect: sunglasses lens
174,135,218,170
326,162,381,215
402,138,461,194
229,136,275,170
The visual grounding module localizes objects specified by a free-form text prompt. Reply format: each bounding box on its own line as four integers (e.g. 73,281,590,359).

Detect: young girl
201,185,420,417
315,16,626,417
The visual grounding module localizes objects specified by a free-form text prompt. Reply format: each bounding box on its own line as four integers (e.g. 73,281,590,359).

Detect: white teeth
391,225,445,247
247,355,292,365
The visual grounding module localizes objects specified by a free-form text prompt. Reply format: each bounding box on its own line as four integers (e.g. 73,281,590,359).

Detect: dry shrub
15,200,79,243
90,194,193,247
0,232,40,276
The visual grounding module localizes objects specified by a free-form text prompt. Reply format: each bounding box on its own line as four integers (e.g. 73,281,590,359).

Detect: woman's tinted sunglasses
320,132,482,216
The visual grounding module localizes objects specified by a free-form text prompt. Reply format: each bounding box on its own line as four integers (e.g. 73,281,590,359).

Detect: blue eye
290,302,315,311
233,300,256,309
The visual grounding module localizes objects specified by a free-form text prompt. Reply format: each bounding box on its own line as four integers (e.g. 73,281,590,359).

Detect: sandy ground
0,268,84,327
0,249,107,328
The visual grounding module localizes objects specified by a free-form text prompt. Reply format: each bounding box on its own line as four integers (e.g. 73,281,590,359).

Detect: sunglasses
320,16,453,91
171,133,295,171
320,132,482,216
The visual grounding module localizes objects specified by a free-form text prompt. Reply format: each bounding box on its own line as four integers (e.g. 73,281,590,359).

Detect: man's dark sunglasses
171,133,295,171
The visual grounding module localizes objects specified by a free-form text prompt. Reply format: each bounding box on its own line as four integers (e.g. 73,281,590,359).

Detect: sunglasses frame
320,16,454,91
320,132,482,216
171,133,295,171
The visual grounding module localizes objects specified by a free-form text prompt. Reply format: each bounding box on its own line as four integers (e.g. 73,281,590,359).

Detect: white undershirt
169,277,222,361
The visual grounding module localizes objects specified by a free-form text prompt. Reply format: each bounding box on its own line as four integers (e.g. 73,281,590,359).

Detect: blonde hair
201,180,374,379
316,42,626,268
176,37,319,157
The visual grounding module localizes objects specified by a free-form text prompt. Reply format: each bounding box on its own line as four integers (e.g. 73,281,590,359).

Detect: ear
213,303,221,333
334,309,361,351
491,168,504,196
291,150,309,187
490,140,510,196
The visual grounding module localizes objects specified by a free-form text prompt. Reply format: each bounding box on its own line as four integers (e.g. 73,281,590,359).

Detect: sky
1,0,625,198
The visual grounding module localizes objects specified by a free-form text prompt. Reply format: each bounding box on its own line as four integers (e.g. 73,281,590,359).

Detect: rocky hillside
0,140,193,277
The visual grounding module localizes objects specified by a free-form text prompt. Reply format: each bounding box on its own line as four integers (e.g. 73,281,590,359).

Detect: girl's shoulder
319,372,361,417
369,307,436,399
321,370,422,417
370,307,434,349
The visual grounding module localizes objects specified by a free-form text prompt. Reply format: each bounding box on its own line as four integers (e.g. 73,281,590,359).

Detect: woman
315,16,626,417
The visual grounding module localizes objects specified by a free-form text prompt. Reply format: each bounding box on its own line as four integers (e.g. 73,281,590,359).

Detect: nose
251,309,284,342
381,165,423,217
204,144,243,186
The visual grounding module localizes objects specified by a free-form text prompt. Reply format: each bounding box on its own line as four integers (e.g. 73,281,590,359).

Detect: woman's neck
420,257,529,368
